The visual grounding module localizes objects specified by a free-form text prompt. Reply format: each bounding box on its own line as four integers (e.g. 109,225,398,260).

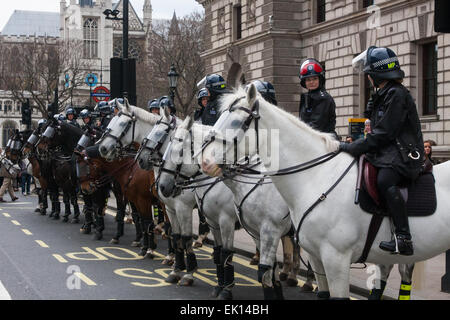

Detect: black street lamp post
103,0,129,100
168,64,179,104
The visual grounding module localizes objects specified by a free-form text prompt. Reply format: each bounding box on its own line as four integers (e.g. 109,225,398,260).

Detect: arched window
2,121,18,148
83,18,98,58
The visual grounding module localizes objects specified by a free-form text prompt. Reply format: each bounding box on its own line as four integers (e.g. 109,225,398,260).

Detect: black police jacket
197,97,220,126
343,81,424,181
68,119,80,128
299,88,337,137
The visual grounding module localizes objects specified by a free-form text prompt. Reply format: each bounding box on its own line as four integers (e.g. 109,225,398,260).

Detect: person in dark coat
298,58,338,138
340,46,424,256
66,107,80,128
195,74,230,126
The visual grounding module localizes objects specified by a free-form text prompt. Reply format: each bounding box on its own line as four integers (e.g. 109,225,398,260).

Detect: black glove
339,142,362,158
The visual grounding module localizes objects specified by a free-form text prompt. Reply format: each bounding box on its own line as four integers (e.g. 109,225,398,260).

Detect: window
2,121,17,148
422,42,437,115
317,0,326,23
4,100,12,114
218,8,226,33
362,0,374,8
83,18,98,59
233,5,242,41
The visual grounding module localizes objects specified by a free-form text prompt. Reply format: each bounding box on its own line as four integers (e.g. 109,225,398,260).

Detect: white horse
158,115,306,299
97,101,199,286
200,85,450,299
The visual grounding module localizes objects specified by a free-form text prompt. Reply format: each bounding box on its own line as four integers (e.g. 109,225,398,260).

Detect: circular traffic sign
85,73,98,87
92,86,111,103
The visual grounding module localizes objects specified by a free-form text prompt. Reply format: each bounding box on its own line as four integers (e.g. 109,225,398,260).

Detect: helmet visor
352,49,369,73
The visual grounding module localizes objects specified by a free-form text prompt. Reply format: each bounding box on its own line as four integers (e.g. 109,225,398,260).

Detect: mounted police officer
194,88,210,122
80,109,102,141
340,46,424,256
95,101,113,131
158,96,176,115
247,80,278,106
298,59,338,138
195,74,230,126
65,107,80,128
148,99,160,115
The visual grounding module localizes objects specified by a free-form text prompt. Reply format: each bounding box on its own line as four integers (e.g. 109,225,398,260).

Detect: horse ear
163,106,171,119
186,116,194,130
124,98,131,110
247,83,258,106
116,98,124,111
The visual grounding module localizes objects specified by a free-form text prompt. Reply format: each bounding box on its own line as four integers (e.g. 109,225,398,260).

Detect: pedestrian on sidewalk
20,159,31,195
0,167,18,202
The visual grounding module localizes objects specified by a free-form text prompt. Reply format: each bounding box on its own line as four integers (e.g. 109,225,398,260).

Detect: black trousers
376,167,405,203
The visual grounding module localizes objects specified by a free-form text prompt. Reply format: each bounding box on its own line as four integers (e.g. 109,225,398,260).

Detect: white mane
121,103,161,125
219,87,339,153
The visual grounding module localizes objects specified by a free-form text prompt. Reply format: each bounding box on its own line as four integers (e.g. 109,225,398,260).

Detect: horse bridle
100,111,137,154
135,116,177,166
199,96,261,167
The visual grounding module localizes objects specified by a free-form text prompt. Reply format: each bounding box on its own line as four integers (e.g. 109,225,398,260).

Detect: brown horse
78,145,164,257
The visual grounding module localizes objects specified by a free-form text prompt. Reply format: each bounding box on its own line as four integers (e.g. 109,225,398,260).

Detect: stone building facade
197,0,450,159
0,0,154,147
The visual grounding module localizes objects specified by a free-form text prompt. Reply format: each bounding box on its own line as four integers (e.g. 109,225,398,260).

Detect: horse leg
280,235,300,287
321,248,352,299
162,221,175,266
130,203,143,247
51,190,60,220
398,263,415,300
179,235,197,286
143,218,156,259
258,233,284,300
307,253,329,299
165,233,185,284
80,194,93,234
139,217,149,257
111,200,125,244
70,193,80,224
35,187,42,213
39,188,48,215
368,264,392,300
93,200,105,240
218,248,234,300
62,192,71,223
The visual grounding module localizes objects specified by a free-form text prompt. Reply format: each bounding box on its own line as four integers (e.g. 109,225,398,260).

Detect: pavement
107,196,450,300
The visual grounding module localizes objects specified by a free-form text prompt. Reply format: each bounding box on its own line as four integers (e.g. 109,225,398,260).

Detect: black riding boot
379,186,414,256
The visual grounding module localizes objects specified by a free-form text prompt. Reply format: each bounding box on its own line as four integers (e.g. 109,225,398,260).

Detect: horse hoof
110,238,119,245
131,241,141,247
286,278,298,287
34,208,41,213
162,258,175,266
52,215,60,220
298,283,314,292
165,274,181,284
80,227,91,234
192,241,203,248
62,217,69,223
218,289,233,300
40,211,46,216
279,272,288,281
71,218,80,224
93,232,103,241
144,250,155,259
178,277,194,287
249,257,259,265
211,286,223,298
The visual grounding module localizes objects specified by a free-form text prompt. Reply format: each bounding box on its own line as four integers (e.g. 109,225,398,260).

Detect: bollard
441,249,450,293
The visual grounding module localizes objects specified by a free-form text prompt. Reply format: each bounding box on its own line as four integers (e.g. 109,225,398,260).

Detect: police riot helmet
197,74,227,97
299,58,325,89
147,99,160,112
96,101,111,115
58,114,66,121
38,118,47,128
197,88,210,107
158,96,176,115
352,46,405,87
66,107,76,116
247,80,278,106
80,109,91,119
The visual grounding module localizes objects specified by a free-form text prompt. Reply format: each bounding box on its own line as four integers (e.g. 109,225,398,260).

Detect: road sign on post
91,86,111,103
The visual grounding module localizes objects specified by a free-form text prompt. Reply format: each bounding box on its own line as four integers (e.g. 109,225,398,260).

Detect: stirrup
392,233,400,255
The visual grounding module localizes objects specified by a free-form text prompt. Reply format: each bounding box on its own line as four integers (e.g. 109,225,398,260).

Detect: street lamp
168,64,179,103
103,0,129,100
